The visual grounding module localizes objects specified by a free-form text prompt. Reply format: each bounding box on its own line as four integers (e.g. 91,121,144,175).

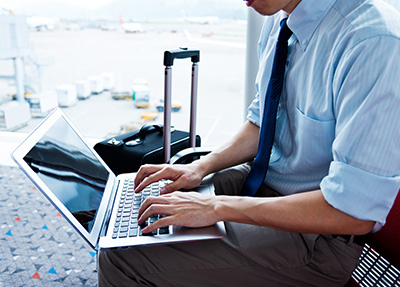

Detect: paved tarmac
1,20,248,149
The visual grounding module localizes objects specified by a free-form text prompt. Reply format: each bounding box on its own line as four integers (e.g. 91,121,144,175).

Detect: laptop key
129,229,138,237
159,227,170,235
141,230,157,236
112,181,170,238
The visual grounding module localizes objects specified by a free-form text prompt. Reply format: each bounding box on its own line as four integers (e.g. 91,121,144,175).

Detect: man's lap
98,224,361,286
98,164,362,286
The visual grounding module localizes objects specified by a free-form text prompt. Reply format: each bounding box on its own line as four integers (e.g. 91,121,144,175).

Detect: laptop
11,108,225,251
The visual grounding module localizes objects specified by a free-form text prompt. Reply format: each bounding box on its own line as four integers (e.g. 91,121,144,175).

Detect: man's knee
98,250,133,287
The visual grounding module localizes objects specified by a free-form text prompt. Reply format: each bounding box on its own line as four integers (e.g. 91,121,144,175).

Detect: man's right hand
134,163,205,194
134,120,261,195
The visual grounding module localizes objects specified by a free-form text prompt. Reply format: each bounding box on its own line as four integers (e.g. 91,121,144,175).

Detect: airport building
1,1,400,286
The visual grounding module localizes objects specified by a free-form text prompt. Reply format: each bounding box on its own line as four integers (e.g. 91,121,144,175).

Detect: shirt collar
287,0,337,51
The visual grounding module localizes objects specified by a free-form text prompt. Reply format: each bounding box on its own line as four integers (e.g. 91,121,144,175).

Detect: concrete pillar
14,57,25,102
244,8,264,119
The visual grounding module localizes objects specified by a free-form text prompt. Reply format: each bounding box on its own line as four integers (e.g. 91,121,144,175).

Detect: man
98,0,400,286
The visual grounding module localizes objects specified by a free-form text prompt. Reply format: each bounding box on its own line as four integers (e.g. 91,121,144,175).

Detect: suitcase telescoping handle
163,48,200,163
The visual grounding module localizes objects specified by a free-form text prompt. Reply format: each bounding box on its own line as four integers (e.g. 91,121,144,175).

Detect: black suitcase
94,48,201,175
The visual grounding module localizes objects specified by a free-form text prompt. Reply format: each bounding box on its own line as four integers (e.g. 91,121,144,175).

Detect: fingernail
160,187,167,194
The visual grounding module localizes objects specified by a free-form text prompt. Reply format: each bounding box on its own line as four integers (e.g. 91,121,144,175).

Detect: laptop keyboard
112,178,170,239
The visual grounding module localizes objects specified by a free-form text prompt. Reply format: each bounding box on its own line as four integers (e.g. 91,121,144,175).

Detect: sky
1,0,115,10
1,0,398,19
0,0,247,20
1,0,243,11
2,0,400,10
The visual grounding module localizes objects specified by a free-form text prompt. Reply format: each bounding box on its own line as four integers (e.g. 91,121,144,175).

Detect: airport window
0,0,248,148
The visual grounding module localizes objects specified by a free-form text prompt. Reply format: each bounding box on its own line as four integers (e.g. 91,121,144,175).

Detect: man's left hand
137,191,219,234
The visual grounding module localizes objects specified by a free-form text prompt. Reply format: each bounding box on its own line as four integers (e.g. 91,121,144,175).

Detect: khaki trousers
98,164,362,287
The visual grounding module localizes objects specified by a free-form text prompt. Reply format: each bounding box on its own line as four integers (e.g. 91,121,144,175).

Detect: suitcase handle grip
125,124,163,146
164,48,200,66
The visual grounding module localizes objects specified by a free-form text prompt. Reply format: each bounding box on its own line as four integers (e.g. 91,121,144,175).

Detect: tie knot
278,19,293,43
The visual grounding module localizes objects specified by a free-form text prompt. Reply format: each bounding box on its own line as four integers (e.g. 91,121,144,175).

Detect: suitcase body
94,48,201,175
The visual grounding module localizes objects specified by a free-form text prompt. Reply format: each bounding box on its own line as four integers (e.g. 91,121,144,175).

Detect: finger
160,180,183,194
134,164,166,187
137,196,157,219
134,165,151,186
142,216,173,234
138,196,170,222
138,204,171,228
135,165,186,193
134,168,169,193
159,170,197,194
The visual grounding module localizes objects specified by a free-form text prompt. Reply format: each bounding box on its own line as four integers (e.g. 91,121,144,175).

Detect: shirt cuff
320,161,400,230
246,98,261,127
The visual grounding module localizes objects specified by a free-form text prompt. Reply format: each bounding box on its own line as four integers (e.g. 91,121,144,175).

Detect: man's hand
134,163,205,194
137,191,219,234
134,121,261,195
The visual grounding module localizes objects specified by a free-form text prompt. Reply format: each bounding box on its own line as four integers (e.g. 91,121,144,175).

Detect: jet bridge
0,15,31,130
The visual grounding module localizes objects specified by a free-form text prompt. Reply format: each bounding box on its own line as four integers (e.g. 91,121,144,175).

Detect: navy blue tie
242,19,292,196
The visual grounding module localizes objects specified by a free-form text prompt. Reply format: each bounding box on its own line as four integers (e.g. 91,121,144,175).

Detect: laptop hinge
97,178,120,249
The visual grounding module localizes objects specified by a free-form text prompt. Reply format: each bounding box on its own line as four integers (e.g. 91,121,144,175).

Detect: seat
345,189,400,286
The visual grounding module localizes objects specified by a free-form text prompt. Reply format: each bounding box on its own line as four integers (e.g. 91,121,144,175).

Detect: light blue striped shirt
247,0,400,231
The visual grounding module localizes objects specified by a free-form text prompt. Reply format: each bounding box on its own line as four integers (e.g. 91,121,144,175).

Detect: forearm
191,120,260,178
214,189,375,235
134,120,259,193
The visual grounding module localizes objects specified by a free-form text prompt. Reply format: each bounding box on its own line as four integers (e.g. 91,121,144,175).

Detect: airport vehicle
141,111,158,121
156,99,181,112
26,92,58,117
132,84,150,108
111,91,131,100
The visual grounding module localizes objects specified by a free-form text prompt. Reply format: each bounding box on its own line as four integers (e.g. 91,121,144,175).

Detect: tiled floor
0,165,98,286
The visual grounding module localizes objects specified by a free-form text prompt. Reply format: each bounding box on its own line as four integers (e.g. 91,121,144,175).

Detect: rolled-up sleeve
321,162,400,229
320,36,400,230
247,97,261,127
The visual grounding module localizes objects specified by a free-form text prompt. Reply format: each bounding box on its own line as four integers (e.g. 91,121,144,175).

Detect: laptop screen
22,116,110,234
